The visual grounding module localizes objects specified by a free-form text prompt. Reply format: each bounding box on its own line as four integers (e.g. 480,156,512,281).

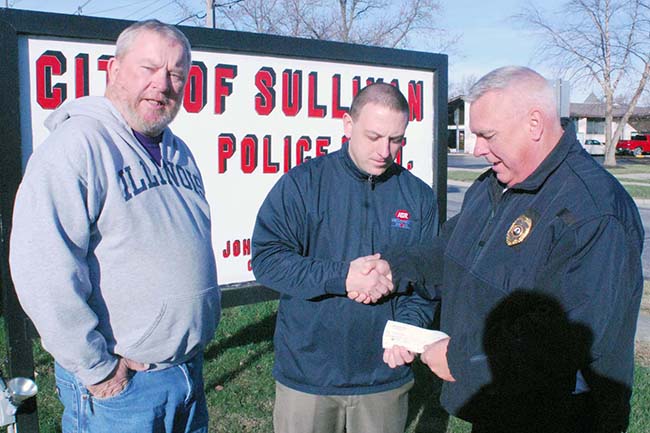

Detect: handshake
345,253,394,304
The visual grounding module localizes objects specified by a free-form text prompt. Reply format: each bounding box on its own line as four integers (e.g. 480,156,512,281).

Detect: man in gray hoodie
10,20,220,433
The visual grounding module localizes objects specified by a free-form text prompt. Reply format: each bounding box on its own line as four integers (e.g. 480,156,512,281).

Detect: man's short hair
467,66,557,116
115,19,192,68
349,82,409,120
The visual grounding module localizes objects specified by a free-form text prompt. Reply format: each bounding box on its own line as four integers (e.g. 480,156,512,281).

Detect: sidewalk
638,312,650,344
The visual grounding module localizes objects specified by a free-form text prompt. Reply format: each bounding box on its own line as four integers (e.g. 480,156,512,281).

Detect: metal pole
205,0,214,28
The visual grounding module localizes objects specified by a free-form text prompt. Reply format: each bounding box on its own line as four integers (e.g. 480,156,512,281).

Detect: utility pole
205,0,215,29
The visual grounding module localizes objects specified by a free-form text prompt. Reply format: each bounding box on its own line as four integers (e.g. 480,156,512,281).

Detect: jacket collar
494,118,579,192
339,141,398,182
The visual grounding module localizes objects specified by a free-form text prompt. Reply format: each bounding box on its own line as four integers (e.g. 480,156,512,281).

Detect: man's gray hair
115,19,191,67
466,66,544,102
466,66,557,116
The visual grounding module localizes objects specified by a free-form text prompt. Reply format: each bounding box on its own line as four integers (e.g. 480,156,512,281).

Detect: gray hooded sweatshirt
10,96,220,386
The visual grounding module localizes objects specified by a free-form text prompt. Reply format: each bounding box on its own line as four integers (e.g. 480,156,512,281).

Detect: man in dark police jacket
252,83,437,433
421,66,644,432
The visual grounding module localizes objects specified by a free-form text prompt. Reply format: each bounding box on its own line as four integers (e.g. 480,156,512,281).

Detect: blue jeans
55,355,208,433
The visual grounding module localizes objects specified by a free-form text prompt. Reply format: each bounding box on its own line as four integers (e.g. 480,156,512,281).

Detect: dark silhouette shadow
203,312,277,390
457,290,631,433
405,306,450,433
406,361,449,432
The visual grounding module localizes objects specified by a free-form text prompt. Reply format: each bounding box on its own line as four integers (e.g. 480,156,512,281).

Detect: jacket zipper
472,188,509,266
366,175,375,251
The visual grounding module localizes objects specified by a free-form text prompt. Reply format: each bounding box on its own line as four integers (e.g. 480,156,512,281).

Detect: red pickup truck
617,134,650,156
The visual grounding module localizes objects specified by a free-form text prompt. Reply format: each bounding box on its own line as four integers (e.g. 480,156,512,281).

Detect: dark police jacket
252,143,437,395
439,122,644,429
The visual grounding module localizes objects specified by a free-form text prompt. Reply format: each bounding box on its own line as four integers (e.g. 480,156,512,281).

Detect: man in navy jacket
422,66,643,432
252,83,438,433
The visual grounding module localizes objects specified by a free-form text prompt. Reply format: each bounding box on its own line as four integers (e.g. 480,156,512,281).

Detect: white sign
19,36,435,285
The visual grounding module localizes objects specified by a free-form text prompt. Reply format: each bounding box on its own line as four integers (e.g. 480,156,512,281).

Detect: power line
122,0,162,19
87,0,158,16
74,0,92,15
134,0,176,21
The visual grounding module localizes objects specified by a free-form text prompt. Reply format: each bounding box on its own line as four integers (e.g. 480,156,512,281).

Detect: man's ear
529,109,544,142
343,112,353,138
106,57,119,85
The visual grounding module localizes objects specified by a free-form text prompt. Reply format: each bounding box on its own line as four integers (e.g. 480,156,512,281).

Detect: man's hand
383,345,415,369
421,337,455,382
86,358,149,398
346,254,394,304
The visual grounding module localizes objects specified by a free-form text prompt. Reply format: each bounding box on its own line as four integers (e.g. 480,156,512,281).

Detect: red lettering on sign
255,67,276,115
218,133,236,173
215,64,237,114
36,50,67,110
408,80,423,122
283,136,293,173
241,135,258,174
262,135,280,174
315,137,330,157
296,137,311,166
307,72,326,118
352,76,362,98
97,55,112,85
75,53,89,98
222,238,252,258
331,74,349,119
282,69,302,116
184,61,207,113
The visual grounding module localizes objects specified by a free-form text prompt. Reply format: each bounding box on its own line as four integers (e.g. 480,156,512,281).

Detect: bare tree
202,0,455,51
520,0,650,166
175,0,205,26
450,74,478,99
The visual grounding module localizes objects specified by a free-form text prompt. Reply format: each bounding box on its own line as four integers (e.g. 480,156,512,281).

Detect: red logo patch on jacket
395,210,410,220
391,210,412,229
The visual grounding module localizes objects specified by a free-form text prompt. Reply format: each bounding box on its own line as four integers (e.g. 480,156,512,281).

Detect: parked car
617,134,650,156
582,139,605,156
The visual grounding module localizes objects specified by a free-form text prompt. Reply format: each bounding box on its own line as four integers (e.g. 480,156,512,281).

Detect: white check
382,320,449,354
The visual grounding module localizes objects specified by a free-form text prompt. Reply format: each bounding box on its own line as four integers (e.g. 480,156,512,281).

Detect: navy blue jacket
439,123,643,429
252,143,437,395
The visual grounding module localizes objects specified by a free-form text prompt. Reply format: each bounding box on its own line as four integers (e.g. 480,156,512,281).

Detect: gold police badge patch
506,214,533,246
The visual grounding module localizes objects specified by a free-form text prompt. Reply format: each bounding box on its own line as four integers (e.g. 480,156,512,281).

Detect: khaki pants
273,380,413,433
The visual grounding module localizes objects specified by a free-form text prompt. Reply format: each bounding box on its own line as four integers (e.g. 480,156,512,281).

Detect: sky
2,0,592,101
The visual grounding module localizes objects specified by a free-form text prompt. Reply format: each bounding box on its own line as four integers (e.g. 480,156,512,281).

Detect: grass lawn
447,169,482,183
606,161,650,176
449,161,650,200
621,185,650,200
5,300,650,433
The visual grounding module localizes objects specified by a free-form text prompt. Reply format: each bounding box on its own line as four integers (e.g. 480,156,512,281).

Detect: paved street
446,154,650,344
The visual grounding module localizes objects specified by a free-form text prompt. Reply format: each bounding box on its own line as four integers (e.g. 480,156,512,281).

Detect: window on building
587,118,605,134
448,103,464,126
